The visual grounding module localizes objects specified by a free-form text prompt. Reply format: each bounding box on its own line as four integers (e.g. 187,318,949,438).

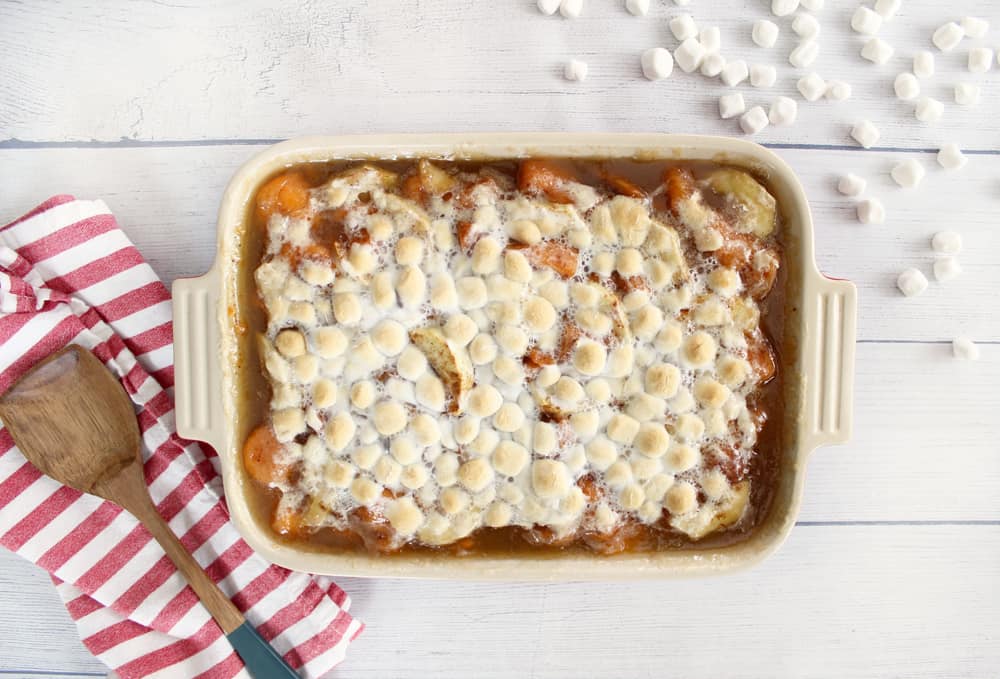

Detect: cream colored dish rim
172,133,856,580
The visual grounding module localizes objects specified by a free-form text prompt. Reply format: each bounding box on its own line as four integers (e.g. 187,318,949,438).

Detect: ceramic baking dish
172,133,856,579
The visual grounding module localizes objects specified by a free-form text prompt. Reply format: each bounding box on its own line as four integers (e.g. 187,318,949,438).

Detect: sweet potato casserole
239,157,784,555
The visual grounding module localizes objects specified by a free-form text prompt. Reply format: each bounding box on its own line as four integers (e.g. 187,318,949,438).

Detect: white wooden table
1,2,998,677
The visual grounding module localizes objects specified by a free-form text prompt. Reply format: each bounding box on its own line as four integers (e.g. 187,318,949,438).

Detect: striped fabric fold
0,197,361,678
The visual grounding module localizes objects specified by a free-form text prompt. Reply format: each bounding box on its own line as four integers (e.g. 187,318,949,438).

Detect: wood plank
2,524,997,677
1,1,997,149
0,145,997,342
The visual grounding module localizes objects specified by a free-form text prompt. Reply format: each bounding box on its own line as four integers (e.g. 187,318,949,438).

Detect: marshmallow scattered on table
937,144,967,171
719,93,746,119
955,82,981,106
894,72,920,100
674,38,706,72
874,0,901,20
932,22,964,52
861,37,894,64
851,7,882,35
792,14,820,39
720,59,749,86
915,97,943,123
740,106,770,135
560,0,584,18
768,96,798,126
800,0,824,10
931,230,962,255
826,80,851,100
625,0,649,16
968,47,994,73
753,20,780,48
670,14,698,41
952,337,980,361
790,40,819,68
934,257,962,282
751,64,777,88
699,26,721,53
772,0,799,17
896,268,928,297
797,72,827,101
700,53,726,77
913,50,935,78
837,173,866,196
961,16,989,39
641,48,674,80
537,0,561,15
851,119,880,148
890,159,925,188
857,198,885,224
564,59,588,81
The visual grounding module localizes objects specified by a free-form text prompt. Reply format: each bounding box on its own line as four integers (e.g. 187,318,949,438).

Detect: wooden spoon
0,345,299,678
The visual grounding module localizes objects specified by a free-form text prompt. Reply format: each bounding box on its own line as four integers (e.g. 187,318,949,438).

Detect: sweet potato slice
242,424,291,485
517,159,577,204
521,240,579,278
663,167,697,217
255,171,311,222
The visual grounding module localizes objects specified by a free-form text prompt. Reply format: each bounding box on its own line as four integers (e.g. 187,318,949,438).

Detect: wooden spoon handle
97,466,300,678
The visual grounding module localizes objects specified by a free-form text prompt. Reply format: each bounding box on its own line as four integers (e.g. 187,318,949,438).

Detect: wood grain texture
2,1,999,677
2,1,999,148
2,524,998,678
1,145,997,342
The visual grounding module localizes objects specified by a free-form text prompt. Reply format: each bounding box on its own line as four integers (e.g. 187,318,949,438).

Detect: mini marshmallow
874,0,901,20
670,14,698,41
792,14,820,39
857,198,885,224
896,268,928,297
837,173,866,197
968,47,994,73
851,7,882,35
961,17,989,39
641,48,674,80
789,40,819,68
913,51,934,78
720,59,749,86
674,38,706,73
564,59,588,81
890,159,925,189
861,37,894,64
700,26,721,53
719,93,746,119
931,230,962,255
932,22,964,52
750,64,777,88
772,0,799,17
797,72,827,101
952,337,980,361
933,257,962,282
826,80,851,100
538,0,561,15
851,119,880,148
625,0,649,16
768,96,798,126
753,20,779,48
954,83,980,106
740,106,770,135
915,97,943,123
700,53,726,77
894,72,920,100
800,0,823,9
936,144,967,171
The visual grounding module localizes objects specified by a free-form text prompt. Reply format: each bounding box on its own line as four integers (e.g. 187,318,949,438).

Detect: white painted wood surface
1,1,998,678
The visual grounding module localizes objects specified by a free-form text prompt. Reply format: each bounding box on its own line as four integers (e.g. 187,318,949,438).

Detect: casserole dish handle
172,267,226,453
803,275,857,449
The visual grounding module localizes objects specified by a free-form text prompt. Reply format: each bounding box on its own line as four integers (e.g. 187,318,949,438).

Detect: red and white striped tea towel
0,196,362,678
